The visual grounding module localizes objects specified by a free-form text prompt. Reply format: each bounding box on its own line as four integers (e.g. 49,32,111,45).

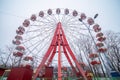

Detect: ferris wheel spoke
40,16,57,24
23,28,54,43
66,18,79,24
69,26,90,31
23,44,34,56
25,28,41,33
30,21,56,28
45,14,58,22
36,20,52,24
63,24,89,31
65,30,79,44
62,21,92,31
66,35,79,56
46,14,58,23
23,39,43,53
64,26,90,38
36,20,55,26
67,23,84,29
70,27,87,33
65,32,81,40
24,31,53,57
47,14,59,24
35,27,54,37
67,22,84,26
65,24,88,32
24,39,48,58
61,14,67,23
65,31,81,44
25,26,54,34
64,16,79,24
62,15,74,24
22,33,41,43
32,36,52,60
33,22,49,30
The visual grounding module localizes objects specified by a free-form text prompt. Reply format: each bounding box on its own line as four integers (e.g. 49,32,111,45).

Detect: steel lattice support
33,22,87,80
47,46,57,66
57,22,62,80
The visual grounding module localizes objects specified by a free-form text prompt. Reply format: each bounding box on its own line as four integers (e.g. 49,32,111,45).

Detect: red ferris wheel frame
33,22,87,80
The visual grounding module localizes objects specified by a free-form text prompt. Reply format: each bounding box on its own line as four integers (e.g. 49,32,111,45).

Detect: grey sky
0,0,120,49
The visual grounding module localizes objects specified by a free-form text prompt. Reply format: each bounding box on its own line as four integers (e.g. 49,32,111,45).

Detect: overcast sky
0,0,120,49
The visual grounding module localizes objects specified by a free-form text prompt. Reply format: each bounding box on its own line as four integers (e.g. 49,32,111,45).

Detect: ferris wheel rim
12,8,103,68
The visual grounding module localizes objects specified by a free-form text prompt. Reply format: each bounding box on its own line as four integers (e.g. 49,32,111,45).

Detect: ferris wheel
12,8,107,79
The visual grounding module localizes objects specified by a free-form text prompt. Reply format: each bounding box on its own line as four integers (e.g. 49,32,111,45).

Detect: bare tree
0,49,7,66
104,31,120,72
0,45,19,68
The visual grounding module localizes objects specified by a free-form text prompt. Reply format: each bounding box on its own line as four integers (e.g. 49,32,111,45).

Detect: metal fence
35,77,120,80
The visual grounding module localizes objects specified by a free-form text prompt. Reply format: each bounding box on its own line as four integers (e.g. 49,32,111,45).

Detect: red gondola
18,26,25,32
56,8,61,14
39,11,44,17
64,8,69,15
91,60,101,65
30,14,36,21
80,13,86,20
94,27,101,32
13,52,23,57
87,18,94,25
98,48,107,53
16,46,25,51
97,37,106,42
73,10,78,17
91,61,97,65
24,56,33,61
15,35,23,40
12,40,21,45
96,42,104,47
93,24,99,29
96,32,103,38
47,9,52,15
23,19,30,27
89,53,98,58
16,30,24,35
93,24,101,32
